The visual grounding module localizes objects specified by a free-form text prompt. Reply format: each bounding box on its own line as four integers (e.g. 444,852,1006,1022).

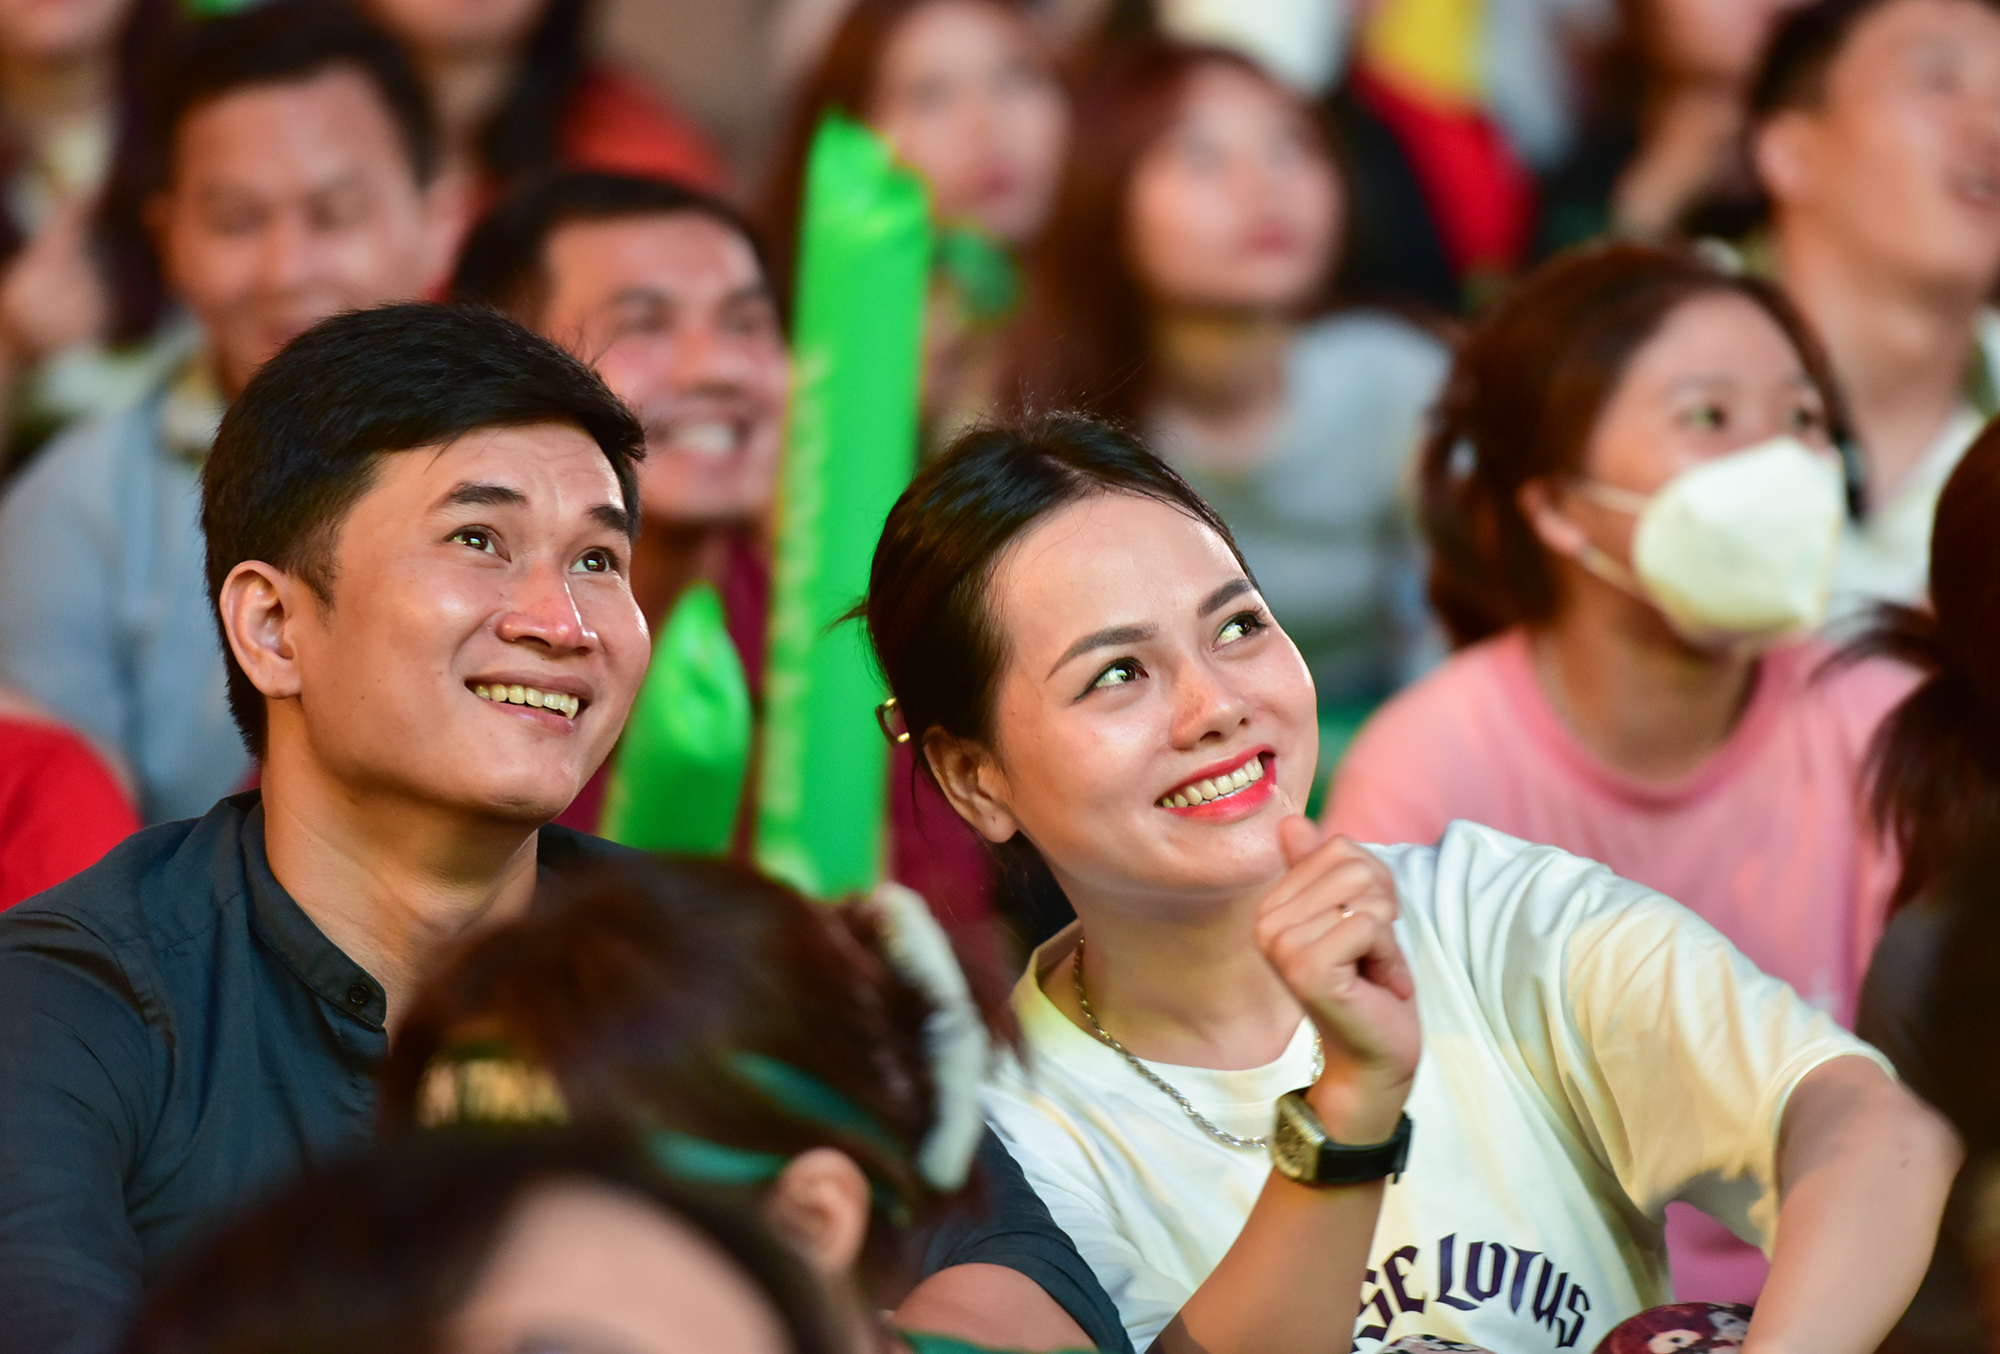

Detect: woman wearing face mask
865,412,1953,1354
381,856,1132,1354
762,0,1069,435
1324,241,1918,1303
1007,39,1448,738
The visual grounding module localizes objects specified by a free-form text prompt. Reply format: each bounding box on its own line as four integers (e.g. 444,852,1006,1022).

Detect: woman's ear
765,1148,873,1277
1517,479,1590,561
922,729,1020,845
218,560,307,703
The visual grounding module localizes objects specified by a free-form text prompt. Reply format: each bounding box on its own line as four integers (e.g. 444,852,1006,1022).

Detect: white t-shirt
983,822,1889,1353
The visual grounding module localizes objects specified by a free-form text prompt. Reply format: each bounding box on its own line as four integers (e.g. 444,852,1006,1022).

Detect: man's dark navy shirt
0,792,625,1354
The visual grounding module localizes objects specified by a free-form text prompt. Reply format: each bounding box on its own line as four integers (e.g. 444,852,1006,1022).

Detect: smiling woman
860,413,1959,1354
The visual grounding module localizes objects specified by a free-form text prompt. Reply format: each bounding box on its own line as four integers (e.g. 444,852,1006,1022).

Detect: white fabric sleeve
983,1096,1193,1353
1424,823,1892,1252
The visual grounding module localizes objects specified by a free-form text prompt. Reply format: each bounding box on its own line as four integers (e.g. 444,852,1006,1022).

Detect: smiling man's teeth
1159,756,1265,808
473,684,580,718
663,421,737,458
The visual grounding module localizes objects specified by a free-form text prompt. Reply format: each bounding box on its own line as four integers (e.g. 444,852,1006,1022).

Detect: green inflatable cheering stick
598,580,753,856
754,115,935,898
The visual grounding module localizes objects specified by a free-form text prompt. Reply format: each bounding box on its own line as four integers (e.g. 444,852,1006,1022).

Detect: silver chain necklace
1071,936,1323,1151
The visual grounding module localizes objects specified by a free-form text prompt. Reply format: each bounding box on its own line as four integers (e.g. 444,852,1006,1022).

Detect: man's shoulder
535,823,646,875
5,390,169,503
2,796,251,955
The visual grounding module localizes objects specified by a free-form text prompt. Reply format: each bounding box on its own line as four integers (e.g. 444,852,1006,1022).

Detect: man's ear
1517,478,1590,560
922,728,1019,845
218,560,310,704
765,1147,872,1277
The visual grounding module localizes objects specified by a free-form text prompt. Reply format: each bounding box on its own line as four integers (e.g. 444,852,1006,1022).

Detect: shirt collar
235,793,387,1030
160,347,225,465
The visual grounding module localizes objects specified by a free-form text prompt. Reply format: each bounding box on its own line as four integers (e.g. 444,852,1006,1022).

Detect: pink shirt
1325,629,1914,1303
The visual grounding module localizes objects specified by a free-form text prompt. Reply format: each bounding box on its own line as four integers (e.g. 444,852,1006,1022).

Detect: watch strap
1275,1091,1413,1186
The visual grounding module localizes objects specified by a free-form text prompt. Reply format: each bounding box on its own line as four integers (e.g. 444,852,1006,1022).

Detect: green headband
415,1043,917,1221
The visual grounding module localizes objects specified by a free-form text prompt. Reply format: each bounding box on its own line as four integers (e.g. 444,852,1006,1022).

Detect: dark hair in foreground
1419,241,1849,647
127,1126,837,1354
201,303,645,759
98,0,440,345
381,856,961,1291
1851,421,2000,912
452,169,771,322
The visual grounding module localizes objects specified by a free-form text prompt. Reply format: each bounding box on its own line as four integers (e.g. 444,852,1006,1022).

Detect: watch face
1270,1097,1323,1180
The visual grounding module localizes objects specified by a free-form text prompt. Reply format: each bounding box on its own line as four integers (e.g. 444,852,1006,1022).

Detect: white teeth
1159,757,1266,808
473,684,580,718
663,421,737,459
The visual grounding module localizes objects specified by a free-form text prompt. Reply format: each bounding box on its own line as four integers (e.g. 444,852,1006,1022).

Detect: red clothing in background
0,718,139,909
1348,66,1534,282
561,66,728,191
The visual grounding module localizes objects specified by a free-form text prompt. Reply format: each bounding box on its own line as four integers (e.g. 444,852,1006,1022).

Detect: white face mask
1567,435,1847,652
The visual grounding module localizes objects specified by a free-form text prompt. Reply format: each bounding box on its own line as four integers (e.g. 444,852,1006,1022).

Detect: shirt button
346,983,371,1008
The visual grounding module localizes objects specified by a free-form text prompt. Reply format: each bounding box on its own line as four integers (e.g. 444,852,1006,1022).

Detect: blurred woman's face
366,0,545,57
949,493,1318,913
0,0,129,64
1546,292,1836,584
452,1182,794,1354
1645,0,1810,84
1125,61,1339,315
869,0,1069,246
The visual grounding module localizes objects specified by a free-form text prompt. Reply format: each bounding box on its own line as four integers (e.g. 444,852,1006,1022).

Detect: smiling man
451,170,785,689
0,303,650,1354
0,1,456,822
1751,0,2000,620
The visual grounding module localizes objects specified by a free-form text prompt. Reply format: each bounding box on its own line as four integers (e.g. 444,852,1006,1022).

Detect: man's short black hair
451,170,773,323
154,0,439,187
202,303,646,759
1751,0,2000,123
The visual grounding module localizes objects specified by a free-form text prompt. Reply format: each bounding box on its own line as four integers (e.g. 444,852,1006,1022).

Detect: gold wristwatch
1269,1091,1413,1186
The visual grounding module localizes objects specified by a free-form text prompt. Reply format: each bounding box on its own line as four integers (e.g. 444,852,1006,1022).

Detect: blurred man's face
537,213,789,529
1760,0,2000,296
0,0,129,65
155,66,448,397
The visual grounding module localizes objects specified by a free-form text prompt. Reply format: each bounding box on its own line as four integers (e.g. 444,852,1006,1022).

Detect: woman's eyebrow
1199,578,1255,616
1047,624,1155,679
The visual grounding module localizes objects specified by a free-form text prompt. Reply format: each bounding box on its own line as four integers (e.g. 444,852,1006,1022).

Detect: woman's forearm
1150,1172,1384,1354
1747,1055,1961,1354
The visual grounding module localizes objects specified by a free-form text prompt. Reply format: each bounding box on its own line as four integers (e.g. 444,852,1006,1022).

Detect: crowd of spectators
1,0,1999,1351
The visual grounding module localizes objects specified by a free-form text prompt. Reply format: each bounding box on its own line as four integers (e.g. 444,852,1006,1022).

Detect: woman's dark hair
381,855,966,1292
95,0,439,346
1850,420,2000,911
127,1126,839,1354
863,411,1247,758
202,302,643,759
759,0,1041,316
1418,240,1850,647
1003,38,1331,427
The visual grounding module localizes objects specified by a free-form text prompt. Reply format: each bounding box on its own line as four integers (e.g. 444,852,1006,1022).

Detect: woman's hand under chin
1252,817,1421,1145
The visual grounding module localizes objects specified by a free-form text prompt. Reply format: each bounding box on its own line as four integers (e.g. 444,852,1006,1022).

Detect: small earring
875,696,911,745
